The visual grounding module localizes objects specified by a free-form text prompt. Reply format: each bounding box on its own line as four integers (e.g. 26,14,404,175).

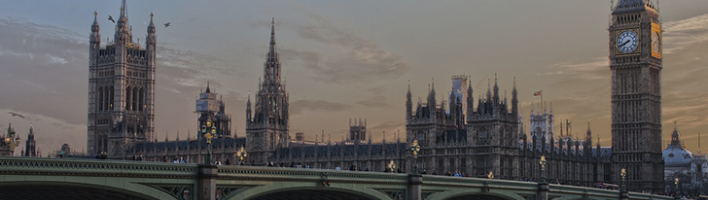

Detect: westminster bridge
0,157,672,200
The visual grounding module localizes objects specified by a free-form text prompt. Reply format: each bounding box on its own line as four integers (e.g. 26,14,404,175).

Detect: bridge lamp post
539,156,546,184
388,159,396,173
674,177,680,199
4,133,20,156
236,146,247,165
410,139,420,175
620,168,627,193
202,121,215,165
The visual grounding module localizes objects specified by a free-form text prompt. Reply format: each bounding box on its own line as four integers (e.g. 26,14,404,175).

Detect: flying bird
8,112,25,119
142,21,147,26
164,22,171,27
108,15,115,23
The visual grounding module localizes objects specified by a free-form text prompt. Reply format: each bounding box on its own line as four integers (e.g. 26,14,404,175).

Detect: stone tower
529,102,553,144
87,0,156,158
609,0,663,192
246,18,290,164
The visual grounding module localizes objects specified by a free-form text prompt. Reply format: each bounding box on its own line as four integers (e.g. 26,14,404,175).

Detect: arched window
98,87,104,111
139,88,144,112
109,86,114,110
132,87,138,111
126,86,132,111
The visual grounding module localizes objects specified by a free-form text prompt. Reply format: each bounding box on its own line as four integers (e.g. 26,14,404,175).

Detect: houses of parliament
75,0,671,193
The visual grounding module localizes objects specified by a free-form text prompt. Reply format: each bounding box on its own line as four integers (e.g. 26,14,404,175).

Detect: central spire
269,17,276,54
118,0,128,24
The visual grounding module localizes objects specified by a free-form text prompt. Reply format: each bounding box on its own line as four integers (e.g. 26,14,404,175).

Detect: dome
662,123,694,167
663,145,694,168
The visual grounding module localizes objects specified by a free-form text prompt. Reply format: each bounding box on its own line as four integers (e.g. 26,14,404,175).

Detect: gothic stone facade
87,1,156,159
245,19,291,164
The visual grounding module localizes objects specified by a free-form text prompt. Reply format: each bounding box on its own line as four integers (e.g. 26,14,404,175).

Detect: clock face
651,31,660,53
617,30,639,53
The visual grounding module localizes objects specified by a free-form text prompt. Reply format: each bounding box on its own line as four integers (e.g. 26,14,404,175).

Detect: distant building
59,144,71,157
196,82,232,138
349,118,366,143
662,123,708,196
0,123,20,156
245,18,290,164
24,125,37,157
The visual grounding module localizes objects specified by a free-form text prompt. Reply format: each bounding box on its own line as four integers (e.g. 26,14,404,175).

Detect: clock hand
619,40,630,47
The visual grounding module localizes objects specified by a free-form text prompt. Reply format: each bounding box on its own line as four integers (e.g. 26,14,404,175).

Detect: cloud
289,99,351,115
281,12,409,85
356,95,390,108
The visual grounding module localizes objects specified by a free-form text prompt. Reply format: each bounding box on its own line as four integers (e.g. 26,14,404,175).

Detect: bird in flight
8,112,25,119
164,22,171,27
108,15,115,23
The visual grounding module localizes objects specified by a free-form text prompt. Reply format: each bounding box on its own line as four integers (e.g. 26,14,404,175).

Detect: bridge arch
226,183,395,200
427,190,526,200
0,180,174,200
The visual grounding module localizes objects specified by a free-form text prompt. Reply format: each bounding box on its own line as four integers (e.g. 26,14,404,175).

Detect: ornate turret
486,79,491,101
428,80,436,107
466,81,474,117
114,0,131,46
89,11,101,64
91,11,100,33
406,82,412,121
511,77,518,115
24,124,37,157
493,74,499,103
147,12,155,34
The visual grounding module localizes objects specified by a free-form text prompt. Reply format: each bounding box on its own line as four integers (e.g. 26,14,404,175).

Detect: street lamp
674,177,680,199
539,156,547,183
410,139,420,175
388,159,396,173
236,146,247,165
487,171,494,179
201,121,214,165
4,132,21,156
620,168,627,193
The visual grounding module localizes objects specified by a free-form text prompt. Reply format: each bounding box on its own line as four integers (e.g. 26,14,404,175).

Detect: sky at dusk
1,1,708,156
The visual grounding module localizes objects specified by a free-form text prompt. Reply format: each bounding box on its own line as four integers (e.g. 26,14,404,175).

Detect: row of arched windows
126,86,145,112
98,86,115,111
98,86,146,112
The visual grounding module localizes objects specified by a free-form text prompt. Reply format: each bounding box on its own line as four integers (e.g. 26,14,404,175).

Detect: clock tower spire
609,0,663,193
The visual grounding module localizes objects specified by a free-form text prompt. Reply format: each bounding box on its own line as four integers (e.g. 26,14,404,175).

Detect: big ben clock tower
609,0,663,193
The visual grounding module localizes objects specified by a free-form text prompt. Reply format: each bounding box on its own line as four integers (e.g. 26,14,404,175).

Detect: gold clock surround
651,22,662,58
